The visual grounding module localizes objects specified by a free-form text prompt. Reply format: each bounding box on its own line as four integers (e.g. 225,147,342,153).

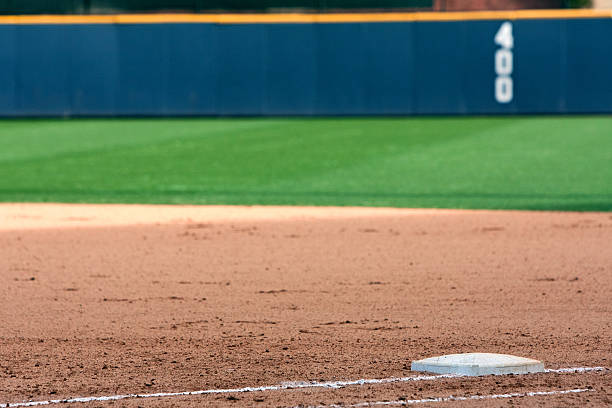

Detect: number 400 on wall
495,22,513,103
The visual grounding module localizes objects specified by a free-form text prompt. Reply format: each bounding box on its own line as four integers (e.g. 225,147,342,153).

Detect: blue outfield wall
0,18,611,116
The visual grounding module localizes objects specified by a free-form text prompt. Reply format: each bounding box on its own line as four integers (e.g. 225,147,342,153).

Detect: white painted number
495,49,513,76
494,22,514,104
495,77,513,103
494,21,514,49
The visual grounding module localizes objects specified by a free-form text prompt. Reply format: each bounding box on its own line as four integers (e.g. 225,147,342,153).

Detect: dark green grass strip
1,117,611,211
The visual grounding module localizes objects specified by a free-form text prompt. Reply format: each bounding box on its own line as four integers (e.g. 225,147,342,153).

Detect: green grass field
1,116,611,211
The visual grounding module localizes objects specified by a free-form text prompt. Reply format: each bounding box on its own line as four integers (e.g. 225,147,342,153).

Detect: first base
411,353,544,376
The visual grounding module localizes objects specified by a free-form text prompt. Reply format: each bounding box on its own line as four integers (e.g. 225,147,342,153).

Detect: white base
411,353,544,376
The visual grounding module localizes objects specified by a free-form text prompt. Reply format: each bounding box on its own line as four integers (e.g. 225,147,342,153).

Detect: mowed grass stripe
0,117,610,211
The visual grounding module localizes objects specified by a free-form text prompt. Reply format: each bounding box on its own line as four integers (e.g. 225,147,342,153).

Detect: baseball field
1,117,611,407
1,117,611,210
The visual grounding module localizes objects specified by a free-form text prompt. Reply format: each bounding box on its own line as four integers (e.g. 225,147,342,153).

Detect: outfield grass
0,117,611,211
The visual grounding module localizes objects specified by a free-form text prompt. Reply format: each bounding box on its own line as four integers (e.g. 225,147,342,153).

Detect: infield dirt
1,204,611,407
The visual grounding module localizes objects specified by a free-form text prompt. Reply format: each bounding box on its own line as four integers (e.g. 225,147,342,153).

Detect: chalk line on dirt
311,388,592,407
1,366,606,407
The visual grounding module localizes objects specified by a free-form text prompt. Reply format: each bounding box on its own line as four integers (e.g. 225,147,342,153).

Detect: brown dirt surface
1,203,611,407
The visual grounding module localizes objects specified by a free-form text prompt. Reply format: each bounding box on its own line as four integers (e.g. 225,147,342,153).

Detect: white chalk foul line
1,366,606,407
314,388,592,407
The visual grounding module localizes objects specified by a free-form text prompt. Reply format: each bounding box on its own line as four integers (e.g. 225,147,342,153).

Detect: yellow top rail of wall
0,9,611,25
